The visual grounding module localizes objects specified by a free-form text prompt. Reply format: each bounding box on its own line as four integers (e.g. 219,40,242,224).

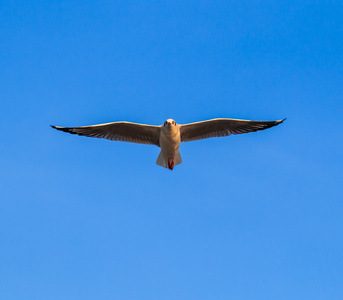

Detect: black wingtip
50,125,73,133
51,125,64,131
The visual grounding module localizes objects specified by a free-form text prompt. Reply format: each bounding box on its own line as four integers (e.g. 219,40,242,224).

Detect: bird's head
163,119,177,128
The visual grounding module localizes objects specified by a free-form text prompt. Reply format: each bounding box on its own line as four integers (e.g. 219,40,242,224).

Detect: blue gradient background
1,1,343,299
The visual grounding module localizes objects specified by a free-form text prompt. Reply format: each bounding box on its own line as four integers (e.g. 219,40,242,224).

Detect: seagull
51,117,285,170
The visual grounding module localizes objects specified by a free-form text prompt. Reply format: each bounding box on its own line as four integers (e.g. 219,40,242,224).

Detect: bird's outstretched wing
180,118,285,142
51,121,161,146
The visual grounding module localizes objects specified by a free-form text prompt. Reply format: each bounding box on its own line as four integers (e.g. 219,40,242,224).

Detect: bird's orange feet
168,157,175,170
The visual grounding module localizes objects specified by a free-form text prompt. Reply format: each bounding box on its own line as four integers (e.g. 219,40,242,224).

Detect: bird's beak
168,122,171,126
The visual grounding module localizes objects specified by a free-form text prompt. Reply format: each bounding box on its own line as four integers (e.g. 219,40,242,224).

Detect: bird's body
52,117,285,170
157,119,182,170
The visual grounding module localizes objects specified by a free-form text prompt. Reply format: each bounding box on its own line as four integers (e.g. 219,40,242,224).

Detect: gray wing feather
180,118,285,142
51,121,161,146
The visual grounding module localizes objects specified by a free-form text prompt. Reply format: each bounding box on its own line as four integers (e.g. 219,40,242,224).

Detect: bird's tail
156,151,182,169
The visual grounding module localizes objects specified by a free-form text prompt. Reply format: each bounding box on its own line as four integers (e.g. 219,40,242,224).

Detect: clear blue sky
1,1,343,299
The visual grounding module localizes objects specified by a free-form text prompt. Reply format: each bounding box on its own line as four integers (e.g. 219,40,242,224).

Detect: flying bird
51,117,285,170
